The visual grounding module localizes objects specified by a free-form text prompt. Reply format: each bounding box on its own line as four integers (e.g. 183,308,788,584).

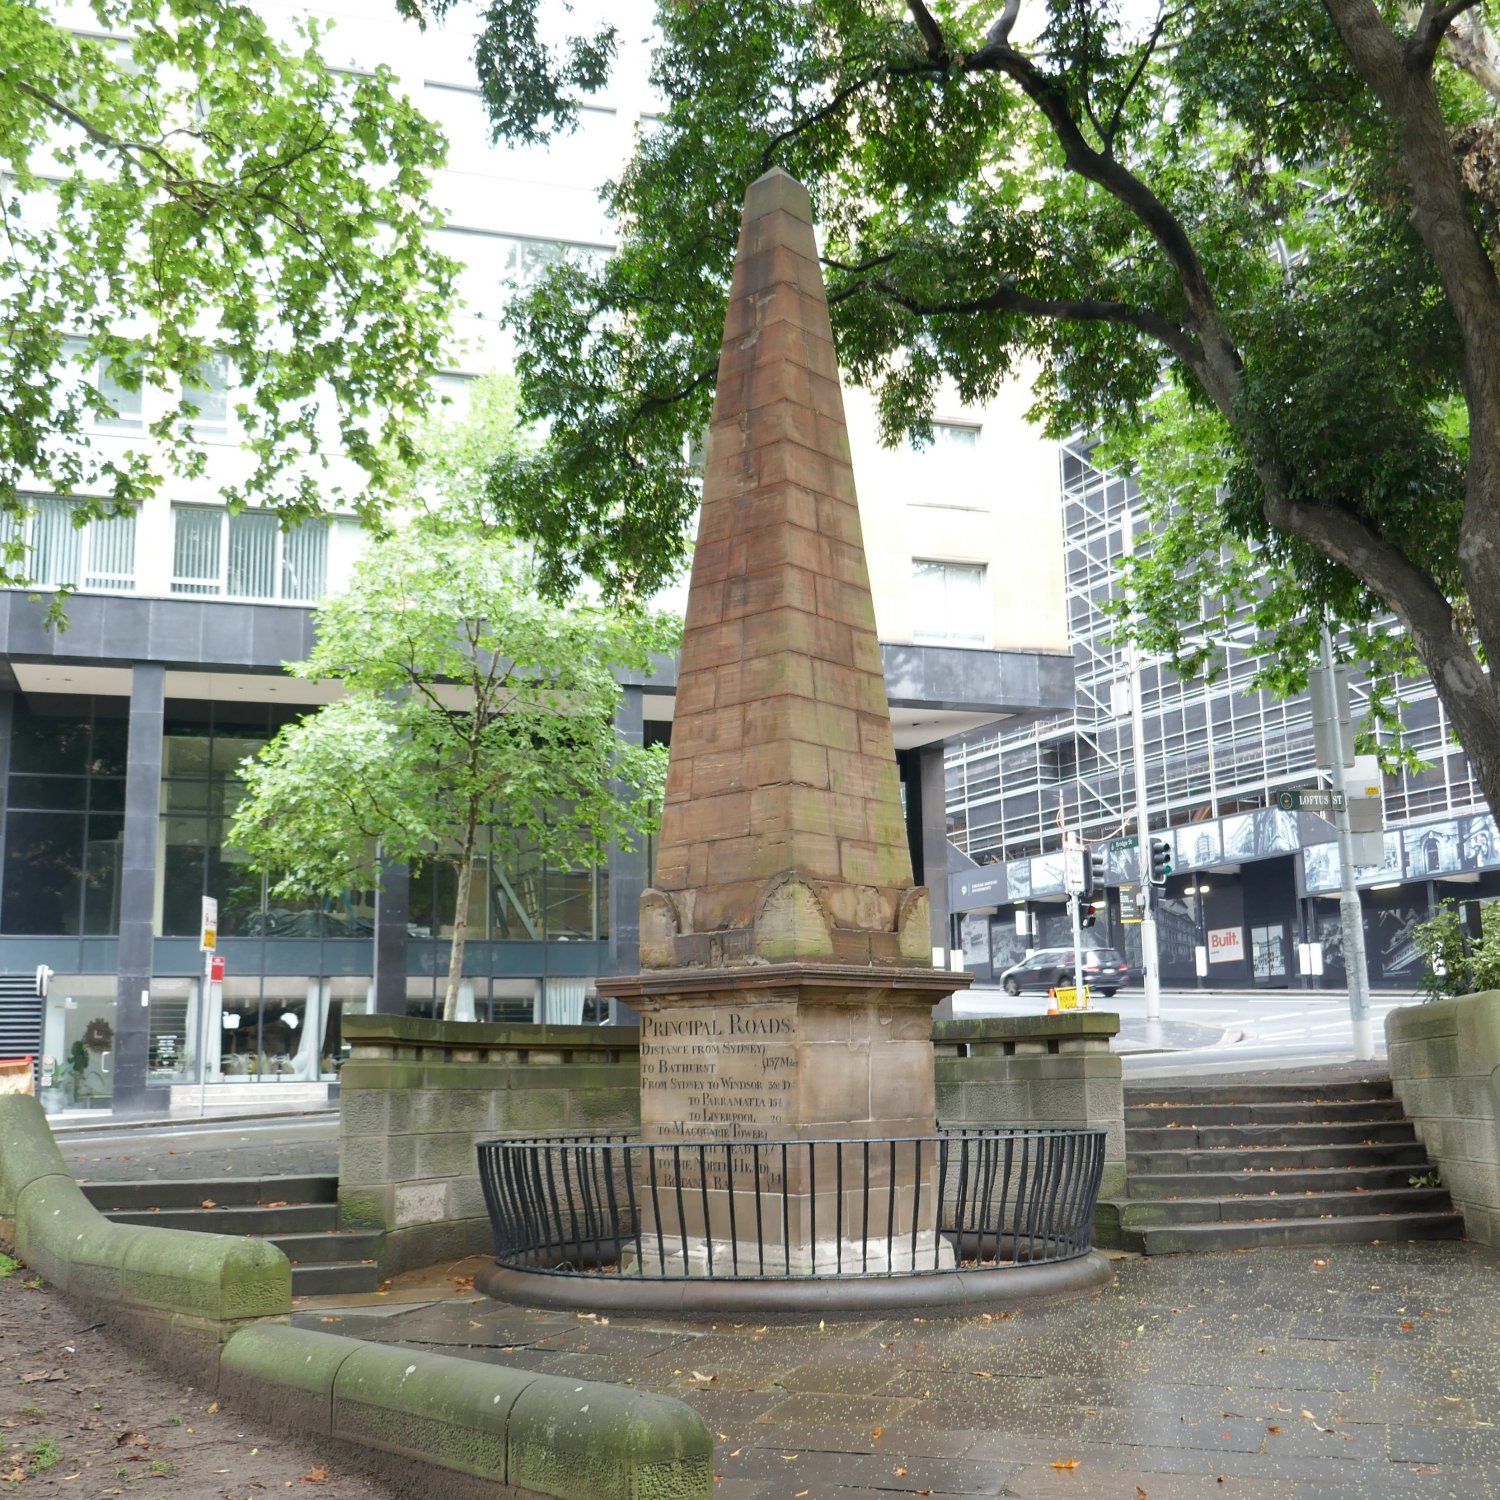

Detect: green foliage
448,0,1500,819
0,1252,17,1278
0,0,456,569
229,526,676,1015
1412,900,1500,999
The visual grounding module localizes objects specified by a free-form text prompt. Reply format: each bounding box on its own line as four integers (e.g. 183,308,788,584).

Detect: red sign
210,955,226,983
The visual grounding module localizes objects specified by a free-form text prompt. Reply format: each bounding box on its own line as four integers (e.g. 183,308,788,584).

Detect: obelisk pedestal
599,167,969,1277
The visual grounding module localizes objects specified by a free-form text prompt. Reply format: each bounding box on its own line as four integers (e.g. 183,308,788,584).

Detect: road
53,987,1427,1179
955,983,1419,1075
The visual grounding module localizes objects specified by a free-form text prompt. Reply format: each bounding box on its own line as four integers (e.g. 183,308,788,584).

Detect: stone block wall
338,1017,640,1275
932,1014,1125,1198
1386,991,1500,1246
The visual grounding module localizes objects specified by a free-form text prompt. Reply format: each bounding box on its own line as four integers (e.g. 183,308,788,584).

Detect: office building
947,437,1500,991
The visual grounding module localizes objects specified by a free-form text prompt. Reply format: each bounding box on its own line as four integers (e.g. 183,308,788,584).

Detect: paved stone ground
294,1241,1500,1499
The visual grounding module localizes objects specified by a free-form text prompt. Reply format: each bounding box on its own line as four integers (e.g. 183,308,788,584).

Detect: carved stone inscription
639,1003,797,1143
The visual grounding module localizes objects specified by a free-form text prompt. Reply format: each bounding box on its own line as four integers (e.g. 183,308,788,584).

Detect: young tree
1,0,456,560
229,526,675,1019
431,0,1500,819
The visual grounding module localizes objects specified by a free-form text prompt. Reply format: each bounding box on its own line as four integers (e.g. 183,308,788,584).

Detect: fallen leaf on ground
871,1427,883,1441
19,1371,65,1384
1267,1425,1281,1435
689,1371,716,1384
298,1468,328,1484
449,1276,475,1293
971,1371,993,1378
200,1200,216,1209
207,1403,218,1414
1136,1488,1148,1500
1050,1458,1080,1470
114,1434,147,1448
894,1467,908,1477
1398,1322,1416,1333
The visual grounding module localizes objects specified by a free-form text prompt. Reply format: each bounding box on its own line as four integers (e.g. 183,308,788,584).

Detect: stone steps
1104,1079,1463,1254
84,1175,381,1297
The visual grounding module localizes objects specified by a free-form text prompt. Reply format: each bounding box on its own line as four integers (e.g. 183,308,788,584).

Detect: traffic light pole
1319,625,1375,1061
1121,511,1163,1040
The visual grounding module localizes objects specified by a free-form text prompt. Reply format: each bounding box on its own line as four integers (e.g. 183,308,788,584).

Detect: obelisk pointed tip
745,165,814,225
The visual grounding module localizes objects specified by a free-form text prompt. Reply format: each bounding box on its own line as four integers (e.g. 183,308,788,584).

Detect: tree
228,525,675,1019
0,0,456,568
440,0,1500,821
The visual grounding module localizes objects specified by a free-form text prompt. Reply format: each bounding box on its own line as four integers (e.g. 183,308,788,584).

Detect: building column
905,744,953,956
113,665,164,1117
371,855,409,1016
606,687,646,1023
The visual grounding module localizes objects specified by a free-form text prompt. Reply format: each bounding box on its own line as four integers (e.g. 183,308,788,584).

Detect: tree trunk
443,853,475,1022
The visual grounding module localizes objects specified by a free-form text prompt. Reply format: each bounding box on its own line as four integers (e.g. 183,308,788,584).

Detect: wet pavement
294,1239,1500,1498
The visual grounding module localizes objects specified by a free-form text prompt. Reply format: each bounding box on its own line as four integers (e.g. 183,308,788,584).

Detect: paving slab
292,1240,1500,1496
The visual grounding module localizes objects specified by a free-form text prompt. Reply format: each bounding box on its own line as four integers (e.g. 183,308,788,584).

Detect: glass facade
2,698,127,935
1,693,617,1080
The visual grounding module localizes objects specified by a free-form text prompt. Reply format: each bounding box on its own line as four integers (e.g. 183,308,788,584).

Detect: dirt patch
0,1253,397,1500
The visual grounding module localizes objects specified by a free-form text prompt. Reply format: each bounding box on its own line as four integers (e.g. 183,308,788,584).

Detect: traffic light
1149,836,1173,885
1088,848,1106,897
1080,902,1099,929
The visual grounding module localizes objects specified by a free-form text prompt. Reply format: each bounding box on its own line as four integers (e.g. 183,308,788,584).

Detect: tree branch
1411,0,1484,65
870,276,1206,372
906,0,947,62
955,36,1244,409
1101,2,1169,154
986,0,1022,49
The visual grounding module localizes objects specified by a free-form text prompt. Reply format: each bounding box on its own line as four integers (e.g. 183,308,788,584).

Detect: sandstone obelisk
599,168,968,1273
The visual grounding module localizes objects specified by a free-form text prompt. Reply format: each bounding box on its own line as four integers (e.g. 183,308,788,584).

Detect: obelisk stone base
606,964,959,1275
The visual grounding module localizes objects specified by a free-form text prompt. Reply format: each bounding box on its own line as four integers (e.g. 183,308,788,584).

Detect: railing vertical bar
861,1139,871,1275
753,1144,766,1277
809,1140,818,1279
699,1144,714,1278
885,1139,896,1271
781,1142,790,1276
725,1144,740,1276
647,1144,667,1278
909,1140,922,1273
673,1144,689,1279
835,1142,844,1277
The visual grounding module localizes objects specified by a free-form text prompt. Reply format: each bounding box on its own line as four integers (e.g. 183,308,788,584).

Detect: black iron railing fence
477,1127,1106,1281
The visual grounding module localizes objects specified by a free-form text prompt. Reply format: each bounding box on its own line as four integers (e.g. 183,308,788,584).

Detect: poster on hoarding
1207,926,1244,964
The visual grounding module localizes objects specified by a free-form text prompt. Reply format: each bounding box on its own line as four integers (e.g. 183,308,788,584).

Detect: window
183,355,232,437
8,496,136,592
911,559,987,645
94,353,144,431
930,422,980,451
171,507,329,602
62,338,145,431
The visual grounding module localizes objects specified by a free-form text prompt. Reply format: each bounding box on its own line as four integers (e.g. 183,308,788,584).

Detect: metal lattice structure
946,438,1484,863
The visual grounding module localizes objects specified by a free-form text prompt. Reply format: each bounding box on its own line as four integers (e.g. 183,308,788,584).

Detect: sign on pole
1275,788,1346,812
199,896,218,953
1064,847,1087,894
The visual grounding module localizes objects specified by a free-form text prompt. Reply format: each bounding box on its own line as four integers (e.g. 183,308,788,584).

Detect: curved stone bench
0,1096,713,1500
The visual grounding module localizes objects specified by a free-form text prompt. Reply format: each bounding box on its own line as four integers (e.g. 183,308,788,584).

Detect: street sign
1064,847,1087,894
1106,835,1139,853
199,896,218,953
1275,788,1346,812
210,955,225,983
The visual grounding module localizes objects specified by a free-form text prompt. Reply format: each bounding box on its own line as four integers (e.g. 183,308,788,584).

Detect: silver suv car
998,946,1131,997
